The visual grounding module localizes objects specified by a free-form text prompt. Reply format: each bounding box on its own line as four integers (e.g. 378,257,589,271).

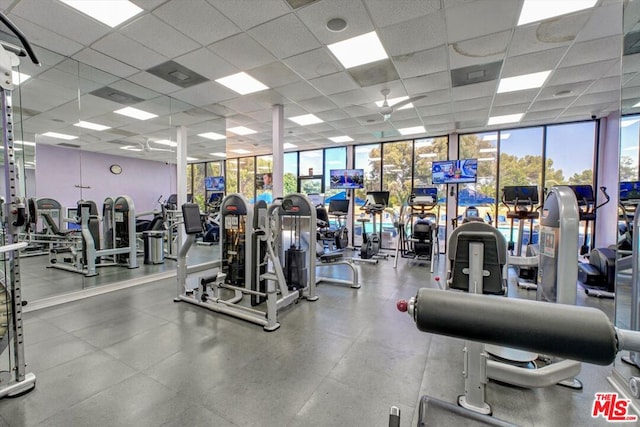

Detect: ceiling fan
378,89,427,121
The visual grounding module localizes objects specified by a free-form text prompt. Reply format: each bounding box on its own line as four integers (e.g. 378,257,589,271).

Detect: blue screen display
432,159,477,184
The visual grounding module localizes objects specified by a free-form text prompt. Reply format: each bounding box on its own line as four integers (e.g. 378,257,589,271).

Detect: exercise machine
174,194,318,331
393,288,640,425
48,196,138,276
502,186,540,290
395,187,439,272
567,185,614,298
355,191,389,264
0,11,39,399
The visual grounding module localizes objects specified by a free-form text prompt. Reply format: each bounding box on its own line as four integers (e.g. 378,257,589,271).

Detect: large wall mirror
4,45,225,304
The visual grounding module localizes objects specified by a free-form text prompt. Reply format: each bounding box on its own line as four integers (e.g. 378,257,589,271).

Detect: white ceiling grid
0,0,623,160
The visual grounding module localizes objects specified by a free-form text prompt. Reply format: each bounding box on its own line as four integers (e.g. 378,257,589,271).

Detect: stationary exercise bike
357,191,389,262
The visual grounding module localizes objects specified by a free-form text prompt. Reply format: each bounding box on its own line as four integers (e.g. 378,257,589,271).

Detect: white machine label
540,226,557,258
225,216,239,229
114,212,124,222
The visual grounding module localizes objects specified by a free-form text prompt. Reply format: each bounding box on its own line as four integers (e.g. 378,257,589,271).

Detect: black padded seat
447,221,507,295
41,212,75,237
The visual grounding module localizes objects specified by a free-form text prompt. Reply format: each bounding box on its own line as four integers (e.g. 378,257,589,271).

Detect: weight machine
355,191,389,264
0,11,39,399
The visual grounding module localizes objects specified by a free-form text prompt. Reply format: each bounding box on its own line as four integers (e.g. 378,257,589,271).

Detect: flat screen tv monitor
413,187,437,198
329,169,364,189
208,192,224,204
568,185,594,204
620,181,640,201
181,203,202,235
431,159,477,184
365,191,390,206
205,176,225,191
66,207,81,230
502,186,539,205
307,193,324,206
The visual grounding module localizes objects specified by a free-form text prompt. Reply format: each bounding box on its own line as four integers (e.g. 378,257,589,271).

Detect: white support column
346,145,354,247
447,132,459,240
176,125,188,207
272,104,284,198
595,113,620,248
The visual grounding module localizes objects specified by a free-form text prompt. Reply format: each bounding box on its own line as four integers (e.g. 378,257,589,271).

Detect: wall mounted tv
205,176,225,191
431,159,478,184
329,169,364,189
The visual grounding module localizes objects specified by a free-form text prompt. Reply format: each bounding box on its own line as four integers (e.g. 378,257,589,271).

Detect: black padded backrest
316,206,329,223
448,222,506,295
413,220,434,239
41,212,62,235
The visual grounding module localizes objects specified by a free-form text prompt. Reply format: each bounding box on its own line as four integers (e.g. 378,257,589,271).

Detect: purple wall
36,144,177,215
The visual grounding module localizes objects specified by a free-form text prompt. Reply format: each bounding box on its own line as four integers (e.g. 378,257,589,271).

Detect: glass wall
238,157,255,202
256,155,273,203
324,147,347,201
459,132,498,223
226,159,238,193
299,150,323,177
620,115,640,181
545,122,597,187
284,152,298,194
354,144,382,246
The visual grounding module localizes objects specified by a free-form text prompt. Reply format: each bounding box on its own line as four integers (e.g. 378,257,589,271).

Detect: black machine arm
595,186,610,211
0,12,40,65
397,288,640,366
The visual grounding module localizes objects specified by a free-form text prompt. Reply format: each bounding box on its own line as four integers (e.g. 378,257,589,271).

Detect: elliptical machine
356,191,389,263
396,187,439,272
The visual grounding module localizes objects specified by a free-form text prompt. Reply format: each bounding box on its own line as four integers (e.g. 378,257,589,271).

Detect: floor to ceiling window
621,115,640,181
459,132,498,224
353,144,382,246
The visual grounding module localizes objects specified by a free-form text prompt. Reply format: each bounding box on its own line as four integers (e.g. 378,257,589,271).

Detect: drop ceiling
0,0,627,162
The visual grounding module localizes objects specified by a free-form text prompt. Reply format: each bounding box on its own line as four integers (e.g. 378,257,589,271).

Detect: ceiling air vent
147,61,208,88
451,61,502,87
89,87,145,105
348,59,400,87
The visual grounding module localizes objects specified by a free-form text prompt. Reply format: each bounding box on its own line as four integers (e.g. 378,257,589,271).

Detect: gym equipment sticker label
540,226,556,258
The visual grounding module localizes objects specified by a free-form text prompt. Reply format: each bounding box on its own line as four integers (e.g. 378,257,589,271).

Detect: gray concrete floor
0,250,629,426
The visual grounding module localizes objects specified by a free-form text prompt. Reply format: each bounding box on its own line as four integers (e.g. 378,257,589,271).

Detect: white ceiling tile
561,36,622,69
248,62,301,89
13,0,111,45
529,97,577,112
415,89,452,106
327,118,361,129
207,0,291,31
572,90,620,107
171,81,237,106
297,96,338,113
329,89,373,107
78,64,122,87
452,81,496,101
275,81,323,102
489,103,530,117
448,30,510,69
424,113,455,125
309,72,359,95
392,45,448,79
404,72,451,94
417,103,452,117
296,0,373,45
6,15,83,57
365,0,439,28
121,14,200,58
220,90,289,114
110,80,160,101
126,71,183,95
93,33,167,70
453,96,492,112
454,108,488,121
283,48,342,80
538,81,591,100
575,2,623,43
587,76,622,94
208,33,276,70
174,48,237,81
492,89,538,108
379,11,447,57
445,0,520,43
249,14,320,60
508,13,588,56
21,79,78,111
73,48,138,78
315,109,349,122
501,47,568,78
550,59,619,86
520,109,564,122
154,0,240,45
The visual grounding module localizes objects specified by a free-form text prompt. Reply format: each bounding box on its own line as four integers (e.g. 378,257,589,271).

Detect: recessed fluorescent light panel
487,113,524,126
227,126,257,135
12,71,30,85
114,107,158,121
328,31,388,69
283,143,298,149
478,157,495,162
60,0,143,28
375,96,413,110
198,132,226,140
329,136,354,143
215,72,268,95
42,132,78,140
210,152,227,158
74,121,111,131
517,0,597,26
288,114,323,126
231,149,251,154
398,126,426,136
497,71,551,93
187,157,199,161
